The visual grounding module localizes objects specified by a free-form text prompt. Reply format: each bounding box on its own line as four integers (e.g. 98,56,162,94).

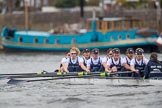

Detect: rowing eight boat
0,70,161,85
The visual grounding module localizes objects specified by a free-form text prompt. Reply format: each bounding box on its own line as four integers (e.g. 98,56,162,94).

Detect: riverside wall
0,9,162,32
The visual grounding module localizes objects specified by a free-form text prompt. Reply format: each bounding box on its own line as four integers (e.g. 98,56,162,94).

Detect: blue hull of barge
1,27,159,52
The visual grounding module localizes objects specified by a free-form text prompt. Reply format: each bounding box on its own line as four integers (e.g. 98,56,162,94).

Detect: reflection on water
0,52,162,108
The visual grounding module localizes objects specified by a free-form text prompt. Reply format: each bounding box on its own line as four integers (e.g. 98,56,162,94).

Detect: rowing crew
58,47,162,79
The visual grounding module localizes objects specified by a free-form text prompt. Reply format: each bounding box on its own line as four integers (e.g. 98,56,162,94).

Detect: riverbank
0,9,162,32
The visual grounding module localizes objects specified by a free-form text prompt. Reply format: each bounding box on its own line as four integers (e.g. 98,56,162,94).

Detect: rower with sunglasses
122,48,134,71
101,48,113,71
87,48,102,72
63,47,81,72
105,48,130,72
79,48,91,72
130,48,149,77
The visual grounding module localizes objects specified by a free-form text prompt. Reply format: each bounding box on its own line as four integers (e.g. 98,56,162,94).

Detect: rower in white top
79,48,91,72
59,50,71,72
101,48,113,71
105,48,130,72
87,48,102,72
130,48,149,77
63,47,81,72
122,48,134,71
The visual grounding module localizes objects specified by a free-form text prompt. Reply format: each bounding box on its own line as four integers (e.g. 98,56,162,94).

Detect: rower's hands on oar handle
85,69,90,73
111,66,117,72
132,69,139,73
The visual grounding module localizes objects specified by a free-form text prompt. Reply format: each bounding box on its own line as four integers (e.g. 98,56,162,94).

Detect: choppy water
0,52,162,108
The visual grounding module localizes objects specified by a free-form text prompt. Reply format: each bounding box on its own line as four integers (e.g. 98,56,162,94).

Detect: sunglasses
71,53,77,55
128,52,134,54
109,53,113,55
114,52,120,54
93,52,99,54
137,54,142,55
67,54,71,56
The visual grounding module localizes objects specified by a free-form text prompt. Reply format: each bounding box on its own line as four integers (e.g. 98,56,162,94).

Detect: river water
0,52,162,108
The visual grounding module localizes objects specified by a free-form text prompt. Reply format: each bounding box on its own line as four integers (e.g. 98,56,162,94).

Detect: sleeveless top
110,57,122,71
68,57,81,72
134,58,145,71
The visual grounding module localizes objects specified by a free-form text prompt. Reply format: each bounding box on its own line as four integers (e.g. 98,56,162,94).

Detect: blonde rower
63,47,81,72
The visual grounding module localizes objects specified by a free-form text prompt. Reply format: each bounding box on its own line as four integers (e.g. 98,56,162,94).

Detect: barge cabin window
19,37,23,42
55,39,59,44
44,38,48,44
86,17,143,33
72,38,76,44
34,38,38,43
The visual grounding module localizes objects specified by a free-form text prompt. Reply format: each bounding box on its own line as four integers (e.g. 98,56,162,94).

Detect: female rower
101,48,113,71
105,48,130,72
79,48,91,72
63,47,81,72
144,52,162,79
130,48,149,77
59,50,70,72
122,48,134,71
87,48,102,72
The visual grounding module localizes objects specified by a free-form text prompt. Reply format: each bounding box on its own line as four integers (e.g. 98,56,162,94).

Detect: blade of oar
0,71,51,76
0,71,55,80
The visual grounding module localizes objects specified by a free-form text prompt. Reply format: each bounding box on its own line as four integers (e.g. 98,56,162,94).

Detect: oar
8,71,133,79
0,71,51,76
7,71,134,84
0,71,55,79
0,69,60,76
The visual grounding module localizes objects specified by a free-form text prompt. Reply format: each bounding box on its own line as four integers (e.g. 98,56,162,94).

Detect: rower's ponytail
150,52,160,64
